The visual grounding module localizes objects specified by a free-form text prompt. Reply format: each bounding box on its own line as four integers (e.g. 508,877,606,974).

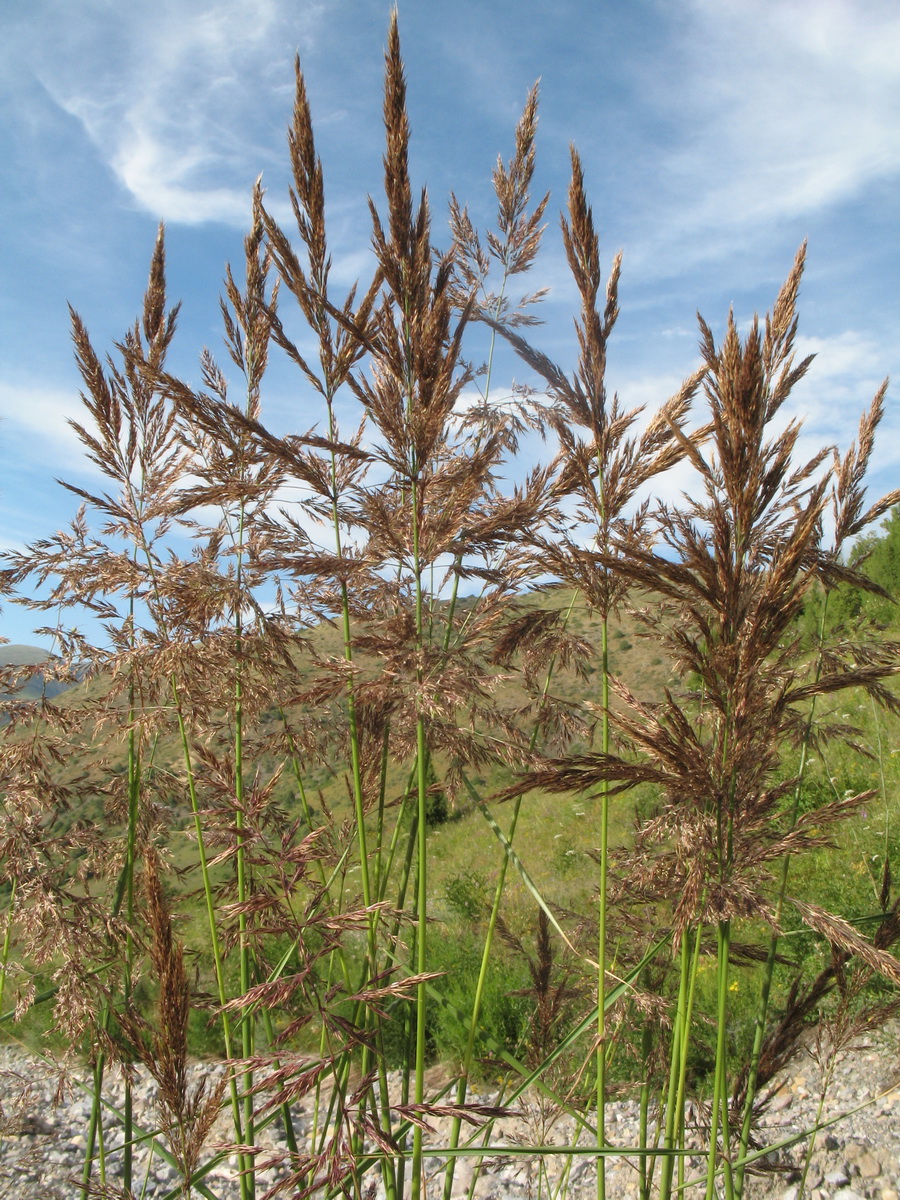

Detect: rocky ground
0,1029,898,1199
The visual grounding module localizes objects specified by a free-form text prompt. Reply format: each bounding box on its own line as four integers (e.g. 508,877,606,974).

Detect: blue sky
1,0,899,647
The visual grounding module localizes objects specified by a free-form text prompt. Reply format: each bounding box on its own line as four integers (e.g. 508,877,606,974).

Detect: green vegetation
1,16,899,1200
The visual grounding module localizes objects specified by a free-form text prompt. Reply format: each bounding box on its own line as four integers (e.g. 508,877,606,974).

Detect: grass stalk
260,1007,300,1158
734,591,830,1198
675,929,703,1196
795,1050,839,1200
637,998,654,1200
705,919,734,1200
0,877,15,1034
327,393,400,1200
596,602,610,1200
104,340,250,1181
81,599,142,1198
410,473,429,1200
233,500,255,1200
81,1051,107,1198
137,521,248,1175
442,793,524,1200
657,927,696,1200
123,671,139,1196
174,693,248,1178
442,590,580,1199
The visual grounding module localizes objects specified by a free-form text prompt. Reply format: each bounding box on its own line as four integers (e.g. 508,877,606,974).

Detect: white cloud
786,330,891,440
0,381,89,461
31,0,326,225
629,0,900,265
781,331,900,499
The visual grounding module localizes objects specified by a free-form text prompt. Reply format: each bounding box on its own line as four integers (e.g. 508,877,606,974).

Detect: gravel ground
1,1029,898,1199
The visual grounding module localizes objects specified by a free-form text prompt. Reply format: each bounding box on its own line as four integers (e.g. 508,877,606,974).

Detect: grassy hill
4,584,898,1066
0,643,71,702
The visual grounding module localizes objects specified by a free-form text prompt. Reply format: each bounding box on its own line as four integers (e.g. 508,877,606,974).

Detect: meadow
2,16,900,1200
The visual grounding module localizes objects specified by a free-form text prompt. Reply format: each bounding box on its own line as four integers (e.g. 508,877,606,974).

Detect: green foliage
443,870,491,921
379,932,532,1071
801,504,900,637
857,505,900,593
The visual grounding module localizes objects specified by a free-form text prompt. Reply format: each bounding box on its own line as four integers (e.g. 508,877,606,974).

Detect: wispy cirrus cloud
784,329,898,481
1,381,87,458
27,0,326,225
621,0,900,269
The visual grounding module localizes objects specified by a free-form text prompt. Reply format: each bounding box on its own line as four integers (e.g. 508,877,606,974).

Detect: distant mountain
0,644,71,702
0,644,55,667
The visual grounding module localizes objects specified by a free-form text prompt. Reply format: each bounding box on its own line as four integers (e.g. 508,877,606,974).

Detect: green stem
0,878,15,1030
638,995,653,1200
441,799,524,1200
411,620,428,1200
676,929,702,1195
796,1057,836,1200
324,391,397,1200
83,594,141,1198
597,606,610,1200
442,589,581,1200
174,691,246,1163
735,591,829,1198
705,919,734,1200
233,497,255,1200
591,430,612,1200
123,667,139,1197
658,928,693,1200
405,270,429,1194
81,1051,107,1198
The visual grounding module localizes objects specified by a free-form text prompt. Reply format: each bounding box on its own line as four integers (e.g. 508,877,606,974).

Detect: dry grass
1,14,899,1200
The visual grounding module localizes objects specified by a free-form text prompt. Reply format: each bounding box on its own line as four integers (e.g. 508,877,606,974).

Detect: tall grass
2,14,900,1200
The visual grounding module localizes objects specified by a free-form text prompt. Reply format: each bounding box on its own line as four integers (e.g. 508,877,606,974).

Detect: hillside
0,644,54,667
0,643,71,702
